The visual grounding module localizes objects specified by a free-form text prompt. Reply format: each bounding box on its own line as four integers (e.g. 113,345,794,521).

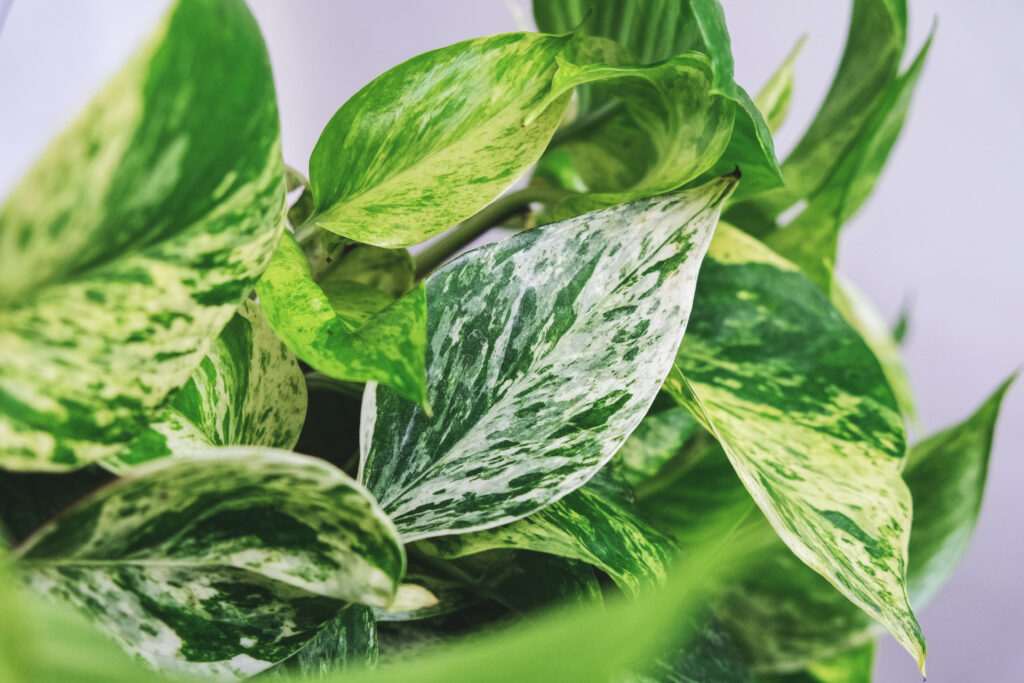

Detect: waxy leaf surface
361,179,736,541
265,604,378,680
16,449,404,679
109,299,306,470
309,33,571,247
666,225,924,670
418,467,676,597
0,0,285,471
256,231,428,409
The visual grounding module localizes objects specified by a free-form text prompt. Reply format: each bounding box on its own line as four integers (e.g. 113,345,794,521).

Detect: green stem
413,187,567,279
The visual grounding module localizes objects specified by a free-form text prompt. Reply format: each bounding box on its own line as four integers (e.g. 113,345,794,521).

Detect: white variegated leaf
14,448,404,679
360,178,737,541
0,0,285,471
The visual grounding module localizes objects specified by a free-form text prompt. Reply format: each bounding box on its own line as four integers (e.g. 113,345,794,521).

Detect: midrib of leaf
370,192,722,532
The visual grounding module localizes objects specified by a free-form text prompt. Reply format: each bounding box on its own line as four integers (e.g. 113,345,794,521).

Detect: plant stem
413,187,566,279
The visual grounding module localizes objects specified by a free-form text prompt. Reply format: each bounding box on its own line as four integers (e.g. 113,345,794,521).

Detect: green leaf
631,618,753,683
533,1,779,211
456,551,604,614
308,33,572,247
14,448,405,679
763,36,931,288
255,231,429,409
665,224,924,671
0,561,167,683
683,0,782,200
331,535,744,683
719,381,1013,671
533,0,702,74
107,299,307,471
759,642,874,683
537,51,736,218
903,377,1014,604
0,0,285,471
755,37,804,134
416,467,677,597
360,178,737,541
831,277,915,422
617,403,699,485
264,605,378,680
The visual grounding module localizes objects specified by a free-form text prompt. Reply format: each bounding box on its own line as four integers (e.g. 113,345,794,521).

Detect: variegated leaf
107,299,306,471
754,38,803,134
417,466,676,597
0,562,165,683
255,231,429,409
308,33,572,247
14,448,404,679
0,0,285,471
264,604,378,680
831,277,915,422
713,382,1009,672
535,52,735,219
360,178,736,541
758,642,875,683
628,618,753,683
533,1,779,208
665,224,924,671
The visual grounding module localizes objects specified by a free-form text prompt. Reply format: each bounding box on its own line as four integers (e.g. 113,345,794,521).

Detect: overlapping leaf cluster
0,1,1012,682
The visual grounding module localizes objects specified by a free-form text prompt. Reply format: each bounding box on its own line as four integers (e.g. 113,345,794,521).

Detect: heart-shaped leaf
15,448,404,679
360,177,737,541
0,0,285,470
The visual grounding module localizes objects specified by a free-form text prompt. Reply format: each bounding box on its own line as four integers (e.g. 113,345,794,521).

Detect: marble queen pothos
0,0,1012,682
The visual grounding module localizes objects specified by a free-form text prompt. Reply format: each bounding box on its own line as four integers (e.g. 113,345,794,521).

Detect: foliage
0,0,1011,681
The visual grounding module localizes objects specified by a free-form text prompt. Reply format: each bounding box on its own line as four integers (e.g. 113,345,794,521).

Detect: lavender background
1,2,1020,680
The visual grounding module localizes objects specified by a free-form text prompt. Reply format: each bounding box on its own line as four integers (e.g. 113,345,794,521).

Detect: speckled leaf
14,448,404,679
617,403,699,485
0,562,165,683
107,299,306,471
763,37,930,288
665,224,924,671
307,33,571,247
360,178,736,541
723,379,1012,671
255,231,428,409
0,0,285,471
416,467,677,597
535,52,735,218
264,604,378,680
832,277,915,422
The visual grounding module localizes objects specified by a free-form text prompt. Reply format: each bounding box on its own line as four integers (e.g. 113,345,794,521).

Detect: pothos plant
0,0,1012,681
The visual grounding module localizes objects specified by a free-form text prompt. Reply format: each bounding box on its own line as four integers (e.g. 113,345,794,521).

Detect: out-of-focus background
0,2,1019,680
